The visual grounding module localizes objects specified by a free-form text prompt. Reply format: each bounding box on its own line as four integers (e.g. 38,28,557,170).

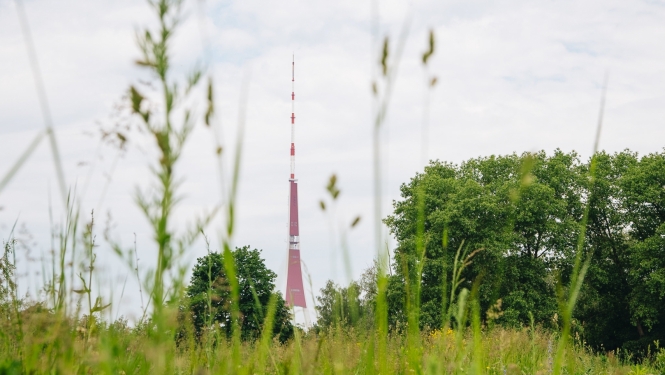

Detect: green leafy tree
385,150,582,330
186,246,293,343
315,280,361,330
579,150,665,354
315,263,378,331
622,152,665,341
577,150,637,350
385,148,665,353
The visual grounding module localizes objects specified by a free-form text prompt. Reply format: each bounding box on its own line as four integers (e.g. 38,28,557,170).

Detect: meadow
1,0,664,374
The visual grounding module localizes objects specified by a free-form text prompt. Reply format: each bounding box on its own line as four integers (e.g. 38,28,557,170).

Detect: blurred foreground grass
0,308,658,374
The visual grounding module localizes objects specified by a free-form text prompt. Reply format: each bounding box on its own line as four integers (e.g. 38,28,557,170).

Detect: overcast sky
1,0,664,323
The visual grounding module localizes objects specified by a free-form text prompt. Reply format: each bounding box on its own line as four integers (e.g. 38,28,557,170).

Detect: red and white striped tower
285,56,307,309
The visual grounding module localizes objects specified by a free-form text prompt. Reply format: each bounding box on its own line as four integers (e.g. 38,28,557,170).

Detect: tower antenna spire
290,54,296,179
285,55,307,312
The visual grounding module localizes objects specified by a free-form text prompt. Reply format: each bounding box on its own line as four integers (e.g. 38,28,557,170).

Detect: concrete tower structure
285,56,307,308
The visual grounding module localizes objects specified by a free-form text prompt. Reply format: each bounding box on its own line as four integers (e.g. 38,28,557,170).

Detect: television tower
285,56,307,310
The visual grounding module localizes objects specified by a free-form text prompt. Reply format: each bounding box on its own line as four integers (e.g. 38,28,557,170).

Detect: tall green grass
0,1,662,374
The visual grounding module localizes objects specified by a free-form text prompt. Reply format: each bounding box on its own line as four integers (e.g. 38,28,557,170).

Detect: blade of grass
218,67,250,374
553,73,608,375
14,0,67,204
371,8,412,374
254,293,279,375
0,129,46,194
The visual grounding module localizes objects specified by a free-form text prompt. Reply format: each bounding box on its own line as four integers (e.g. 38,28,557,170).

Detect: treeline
316,149,665,356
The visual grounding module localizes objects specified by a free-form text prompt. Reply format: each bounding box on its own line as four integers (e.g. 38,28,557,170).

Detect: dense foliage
379,149,665,354
580,150,665,355
314,264,377,331
185,246,293,343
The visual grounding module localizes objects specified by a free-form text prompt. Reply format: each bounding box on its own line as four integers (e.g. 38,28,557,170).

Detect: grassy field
2,0,664,374
0,309,661,374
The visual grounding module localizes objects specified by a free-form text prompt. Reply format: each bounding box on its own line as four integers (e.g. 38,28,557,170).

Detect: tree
576,150,637,350
622,152,665,342
384,150,583,330
315,263,378,332
185,246,293,343
383,148,665,354
578,150,665,354
315,280,360,331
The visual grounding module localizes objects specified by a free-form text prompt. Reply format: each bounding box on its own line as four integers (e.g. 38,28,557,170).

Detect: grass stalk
552,73,608,375
14,0,67,204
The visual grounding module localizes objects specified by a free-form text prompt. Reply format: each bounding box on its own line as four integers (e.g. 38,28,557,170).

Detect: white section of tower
290,56,296,180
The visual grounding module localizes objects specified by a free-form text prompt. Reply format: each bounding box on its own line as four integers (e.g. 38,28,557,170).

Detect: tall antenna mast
285,55,307,311
290,55,296,180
